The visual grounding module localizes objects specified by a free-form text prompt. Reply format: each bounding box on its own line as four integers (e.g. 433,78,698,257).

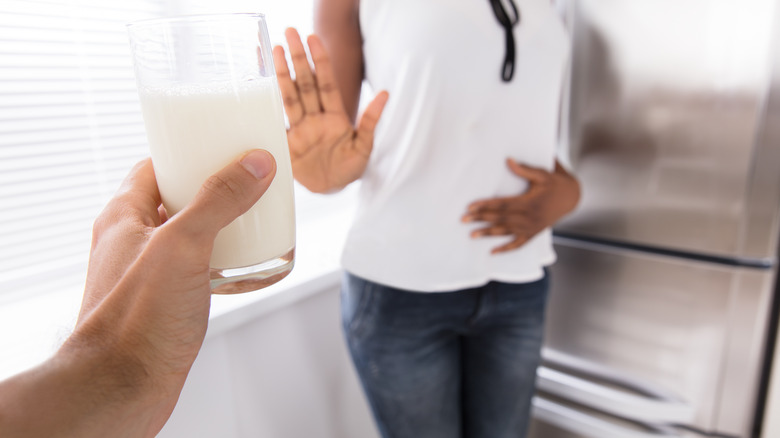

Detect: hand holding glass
127,14,295,293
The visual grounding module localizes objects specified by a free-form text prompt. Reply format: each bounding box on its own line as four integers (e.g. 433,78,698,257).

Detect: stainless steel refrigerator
528,1,780,437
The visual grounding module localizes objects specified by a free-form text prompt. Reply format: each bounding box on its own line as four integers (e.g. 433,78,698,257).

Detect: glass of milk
127,14,295,294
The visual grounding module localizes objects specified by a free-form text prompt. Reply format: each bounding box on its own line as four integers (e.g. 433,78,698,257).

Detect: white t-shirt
341,0,571,292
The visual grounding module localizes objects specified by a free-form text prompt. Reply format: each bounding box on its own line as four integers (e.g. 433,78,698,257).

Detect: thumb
507,158,550,183
354,91,389,154
171,149,277,244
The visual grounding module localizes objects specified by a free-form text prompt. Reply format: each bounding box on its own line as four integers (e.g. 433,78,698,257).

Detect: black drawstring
488,0,520,82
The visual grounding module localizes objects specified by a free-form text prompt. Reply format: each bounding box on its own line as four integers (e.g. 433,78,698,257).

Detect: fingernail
240,150,274,180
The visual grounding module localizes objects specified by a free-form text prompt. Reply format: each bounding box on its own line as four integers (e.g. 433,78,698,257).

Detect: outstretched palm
273,28,388,193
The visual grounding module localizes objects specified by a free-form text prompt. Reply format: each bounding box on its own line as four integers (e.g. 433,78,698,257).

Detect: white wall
171,0,315,45
159,285,379,438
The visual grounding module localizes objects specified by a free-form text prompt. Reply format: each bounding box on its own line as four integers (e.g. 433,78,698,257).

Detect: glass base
209,248,295,294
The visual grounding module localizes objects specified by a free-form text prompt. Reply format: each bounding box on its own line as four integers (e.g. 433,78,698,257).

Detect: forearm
0,153,273,437
314,0,364,121
553,159,581,218
0,341,165,438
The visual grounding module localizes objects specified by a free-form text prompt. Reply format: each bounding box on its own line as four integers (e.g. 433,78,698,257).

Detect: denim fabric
341,271,550,438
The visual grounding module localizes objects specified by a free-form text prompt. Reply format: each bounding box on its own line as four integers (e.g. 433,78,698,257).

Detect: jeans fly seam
466,290,487,328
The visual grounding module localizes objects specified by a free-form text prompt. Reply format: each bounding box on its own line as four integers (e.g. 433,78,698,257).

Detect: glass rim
126,12,266,29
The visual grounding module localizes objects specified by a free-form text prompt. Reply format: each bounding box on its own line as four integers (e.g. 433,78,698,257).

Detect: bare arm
0,151,276,437
314,0,364,122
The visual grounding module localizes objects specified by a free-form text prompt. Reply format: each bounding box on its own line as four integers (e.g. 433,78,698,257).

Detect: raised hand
273,28,389,193
463,160,581,254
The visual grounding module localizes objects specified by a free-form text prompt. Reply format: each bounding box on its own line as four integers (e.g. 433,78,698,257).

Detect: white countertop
0,189,356,381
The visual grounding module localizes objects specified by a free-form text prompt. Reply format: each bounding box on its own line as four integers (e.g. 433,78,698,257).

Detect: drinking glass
127,14,295,294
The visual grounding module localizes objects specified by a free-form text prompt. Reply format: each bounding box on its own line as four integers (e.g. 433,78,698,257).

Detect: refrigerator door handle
536,366,695,424
533,396,685,438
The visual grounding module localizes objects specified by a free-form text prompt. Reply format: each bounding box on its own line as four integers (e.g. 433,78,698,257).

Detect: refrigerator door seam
536,366,695,424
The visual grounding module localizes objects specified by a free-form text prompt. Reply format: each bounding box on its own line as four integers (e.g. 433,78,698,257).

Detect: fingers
157,205,169,224
507,158,550,183
307,34,346,113
465,160,549,215
463,192,537,255
354,91,389,156
491,237,530,254
93,159,162,238
273,45,304,126
462,211,504,224
463,160,561,255
468,224,532,255
113,159,162,219
169,150,277,245
83,159,162,322
470,225,512,238
116,158,157,197
284,28,321,115
465,195,517,216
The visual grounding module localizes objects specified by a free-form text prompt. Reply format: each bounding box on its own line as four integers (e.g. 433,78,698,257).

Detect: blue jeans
341,271,550,438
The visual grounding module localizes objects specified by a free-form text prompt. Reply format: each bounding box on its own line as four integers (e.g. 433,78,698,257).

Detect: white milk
139,80,295,269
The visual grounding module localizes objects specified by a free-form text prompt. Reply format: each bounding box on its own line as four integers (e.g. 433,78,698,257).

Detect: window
0,0,365,381
0,0,329,304
0,0,169,303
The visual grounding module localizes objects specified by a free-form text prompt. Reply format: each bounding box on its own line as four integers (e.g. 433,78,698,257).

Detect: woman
273,0,579,436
